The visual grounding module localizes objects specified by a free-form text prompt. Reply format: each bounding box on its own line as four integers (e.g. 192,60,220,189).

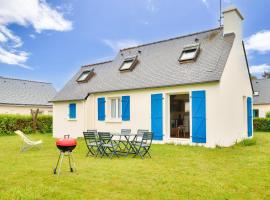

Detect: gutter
51,80,220,102
0,103,52,107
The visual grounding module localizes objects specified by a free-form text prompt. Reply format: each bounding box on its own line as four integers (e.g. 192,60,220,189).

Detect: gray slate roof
0,77,57,106
252,79,270,105
52,28,235,102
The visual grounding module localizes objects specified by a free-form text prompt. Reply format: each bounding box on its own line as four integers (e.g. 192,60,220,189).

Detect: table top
111,133,142,136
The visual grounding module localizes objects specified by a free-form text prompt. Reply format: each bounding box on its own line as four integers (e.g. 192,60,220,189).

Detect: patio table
111,133,142,156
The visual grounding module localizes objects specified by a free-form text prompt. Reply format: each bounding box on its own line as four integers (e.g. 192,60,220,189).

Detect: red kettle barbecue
54,135,77,176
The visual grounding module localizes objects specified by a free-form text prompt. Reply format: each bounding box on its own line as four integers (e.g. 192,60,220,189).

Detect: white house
52,7,253,147
0,76,56,115
252,79,270,118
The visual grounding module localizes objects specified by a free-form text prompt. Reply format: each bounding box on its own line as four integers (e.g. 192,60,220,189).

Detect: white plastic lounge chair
15,130,42,152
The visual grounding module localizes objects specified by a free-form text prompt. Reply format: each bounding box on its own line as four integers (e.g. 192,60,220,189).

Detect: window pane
253,109,259,118
120,60,133,70
78,71,90,81
118,98,121,118
180,49,196,60
111,99,116,118
254,91,259,96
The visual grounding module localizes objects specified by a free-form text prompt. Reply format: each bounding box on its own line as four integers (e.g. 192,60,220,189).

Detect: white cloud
102,39,141,52
245,30,270,53
250,64,270,75
201,0,231,8
201,0,209,8
146,0,158,12
0,47,31,69
0,0,72,68
29,34,36,39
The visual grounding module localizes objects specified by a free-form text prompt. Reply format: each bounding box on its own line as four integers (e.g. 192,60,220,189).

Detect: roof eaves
0,76,53,85
242,41,254,93
0,102,52,107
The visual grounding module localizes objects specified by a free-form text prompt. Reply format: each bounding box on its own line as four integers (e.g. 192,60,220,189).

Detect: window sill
68,118,77,121
105,119,122,123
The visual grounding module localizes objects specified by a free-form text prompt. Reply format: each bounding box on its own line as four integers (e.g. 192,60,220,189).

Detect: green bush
266,112,270,118
0,114,52,136
253,118,270,132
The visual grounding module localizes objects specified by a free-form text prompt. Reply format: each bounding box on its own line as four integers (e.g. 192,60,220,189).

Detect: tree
250,74,257,80
262,71,270,79
31,108,39,133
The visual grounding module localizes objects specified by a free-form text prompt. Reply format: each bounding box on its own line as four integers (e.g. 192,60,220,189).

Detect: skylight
179,44,200,63
119,56,138,72
77,69,94,83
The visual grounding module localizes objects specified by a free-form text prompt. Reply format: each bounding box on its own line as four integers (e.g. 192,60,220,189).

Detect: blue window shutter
192,90,206,143
98,97,105,121
151,93,163,140
122,96,130,121
69,103,76,119
247,97,253,137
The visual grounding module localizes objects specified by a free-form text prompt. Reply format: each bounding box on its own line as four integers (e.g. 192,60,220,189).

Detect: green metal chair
98,132,119,158
83,131,101,157
132,129,149,145
133,132,153,159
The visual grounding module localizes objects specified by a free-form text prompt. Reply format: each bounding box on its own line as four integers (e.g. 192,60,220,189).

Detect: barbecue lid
56,136,77,147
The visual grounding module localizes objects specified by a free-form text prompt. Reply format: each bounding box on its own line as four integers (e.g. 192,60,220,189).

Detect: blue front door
151,93,163,140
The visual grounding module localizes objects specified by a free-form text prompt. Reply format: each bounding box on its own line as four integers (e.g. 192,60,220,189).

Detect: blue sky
0,0,270,90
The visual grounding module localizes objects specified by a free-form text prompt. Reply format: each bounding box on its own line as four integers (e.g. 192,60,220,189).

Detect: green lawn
0,133,270,200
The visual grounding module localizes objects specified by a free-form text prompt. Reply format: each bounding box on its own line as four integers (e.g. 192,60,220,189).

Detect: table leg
126,135,137,156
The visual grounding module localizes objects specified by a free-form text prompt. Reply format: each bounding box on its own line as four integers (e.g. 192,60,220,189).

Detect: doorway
170,94,190,138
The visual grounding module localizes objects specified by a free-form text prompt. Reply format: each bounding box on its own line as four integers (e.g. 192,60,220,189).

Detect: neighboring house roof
0,77,57,106
252,79,270,105
52,28,235,102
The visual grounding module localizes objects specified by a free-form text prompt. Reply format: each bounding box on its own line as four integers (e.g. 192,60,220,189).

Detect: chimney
222,6,244,41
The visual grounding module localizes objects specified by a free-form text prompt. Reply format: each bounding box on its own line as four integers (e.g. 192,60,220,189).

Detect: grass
0,133,270,200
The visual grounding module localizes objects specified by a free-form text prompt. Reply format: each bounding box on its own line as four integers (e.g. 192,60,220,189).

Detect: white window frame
107,97,122,120
119,56,138,72
179,44,200,63
254,91,259,96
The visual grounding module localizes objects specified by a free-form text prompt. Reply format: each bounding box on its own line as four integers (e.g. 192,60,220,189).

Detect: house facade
52,7,253,147
0,77,56,115
252,79,270,118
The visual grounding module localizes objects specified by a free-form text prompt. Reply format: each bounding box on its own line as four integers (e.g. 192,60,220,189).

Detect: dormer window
179,44,200,63
77,69,95,83
119,56,138,72
254,91,259,96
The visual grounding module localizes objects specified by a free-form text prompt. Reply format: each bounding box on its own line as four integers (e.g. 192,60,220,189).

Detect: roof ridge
81,60,113,68
120,27,222,52
0,76,52,84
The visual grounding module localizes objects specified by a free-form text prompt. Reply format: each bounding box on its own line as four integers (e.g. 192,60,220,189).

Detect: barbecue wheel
70,168,74,172
53,168,57,174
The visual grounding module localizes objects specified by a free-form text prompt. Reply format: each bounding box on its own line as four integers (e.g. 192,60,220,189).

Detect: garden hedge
0,114,52,136
253,118,270,132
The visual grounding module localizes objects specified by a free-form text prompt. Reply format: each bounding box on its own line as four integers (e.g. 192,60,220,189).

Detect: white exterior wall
0,104,52,115
53,101,86,138
53,82,228,147
253,104,270,118
89,83,221,147
216,7,253,146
